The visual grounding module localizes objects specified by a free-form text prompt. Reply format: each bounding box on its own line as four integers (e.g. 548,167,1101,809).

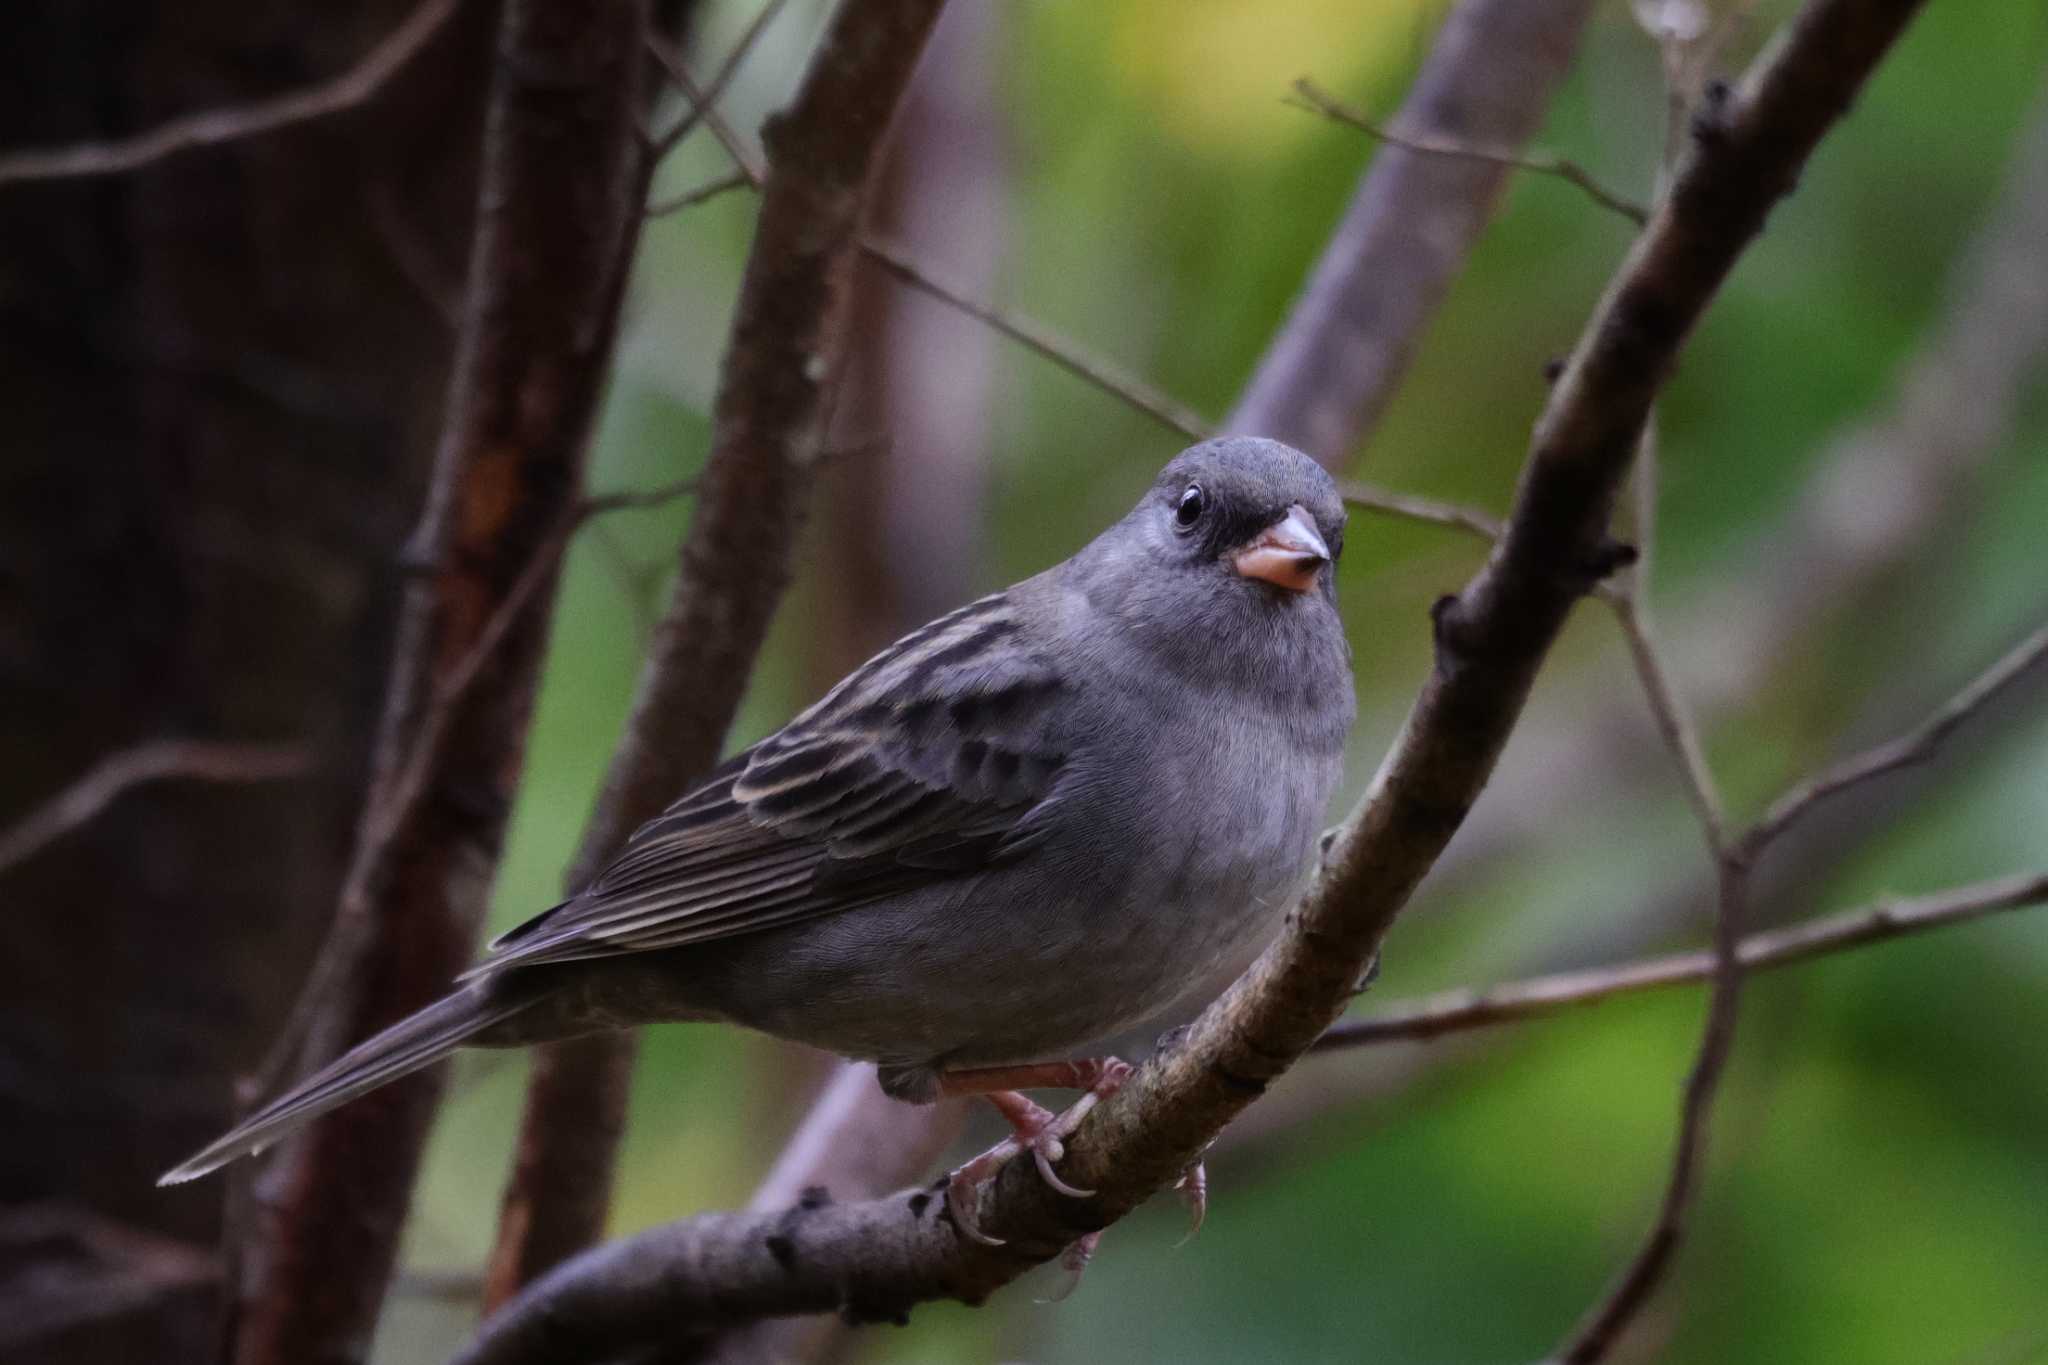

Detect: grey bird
163,436,1356,1224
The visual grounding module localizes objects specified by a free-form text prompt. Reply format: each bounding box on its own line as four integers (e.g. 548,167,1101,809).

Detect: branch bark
226,1,649,1360
480,0,949,1308
1222,0,1600,468
455,1,1925,1356
1313,870,2048,1049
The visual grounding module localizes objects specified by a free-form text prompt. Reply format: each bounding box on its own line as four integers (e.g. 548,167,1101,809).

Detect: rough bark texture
1223,0,1598,468
0,2,499,1359
226,1,649,1360
481,0,951,1307
452,2,1928,1356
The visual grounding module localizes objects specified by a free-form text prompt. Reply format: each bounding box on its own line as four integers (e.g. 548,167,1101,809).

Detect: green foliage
384,2,2048,1360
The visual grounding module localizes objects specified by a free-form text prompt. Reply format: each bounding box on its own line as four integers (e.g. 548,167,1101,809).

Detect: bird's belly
685,800,1316,1072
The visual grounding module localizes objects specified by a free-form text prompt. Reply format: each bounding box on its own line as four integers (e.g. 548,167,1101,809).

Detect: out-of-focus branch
1315,870,2047,1049
858,238,1210,441
455,3,1920,1356
0,741,310,877
648,0,790,160
1556,629,2031,1365
1447,76,2048,894
225,1,651,1360
0,0,463,189
646,168,751,216
1224,0,1600,468
1750,625,2048,851
1287,78,1648,226
480,0,949,1309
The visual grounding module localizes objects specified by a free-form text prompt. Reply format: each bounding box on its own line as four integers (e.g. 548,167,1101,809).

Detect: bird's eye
1174,484,1206,529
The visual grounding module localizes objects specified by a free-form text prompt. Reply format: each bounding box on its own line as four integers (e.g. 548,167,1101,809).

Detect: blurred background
4,1,2046,1362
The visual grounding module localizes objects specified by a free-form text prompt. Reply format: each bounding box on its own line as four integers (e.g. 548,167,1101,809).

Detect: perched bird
163,437,1356,1234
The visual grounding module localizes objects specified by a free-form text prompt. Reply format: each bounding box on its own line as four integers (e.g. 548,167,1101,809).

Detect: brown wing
469,591,1071,974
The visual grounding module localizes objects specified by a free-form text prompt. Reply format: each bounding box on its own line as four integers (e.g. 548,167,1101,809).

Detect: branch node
1691,78,1735,144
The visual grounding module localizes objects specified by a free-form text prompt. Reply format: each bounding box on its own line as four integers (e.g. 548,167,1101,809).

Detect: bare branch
1316,871,2048,1048
1607,594,1730,853
1338,479,1503,542
1225,0,1600,467
858,236,1211,441
649,36,766,184
1288,78,1648,226
0,741,311,878
645,168,752,217
224,2,652,1358
0,0,462,189
648,0,790,162
457,3,1924,1356
1748,623,2048,854
480,0,950,1309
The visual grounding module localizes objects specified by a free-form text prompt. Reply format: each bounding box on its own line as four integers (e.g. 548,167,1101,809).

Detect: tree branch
480,0,949,1309
1223,0,1601,467
857,237,1210,441
1749,624,2048,853
1314,871,2048,1049
456,2,1924,1357
224,1,651,1359
0,741,311,878
1287,77,1648,226
0,0,464,189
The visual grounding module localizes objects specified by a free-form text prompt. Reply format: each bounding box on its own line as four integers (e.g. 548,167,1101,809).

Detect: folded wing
471,592,1071,973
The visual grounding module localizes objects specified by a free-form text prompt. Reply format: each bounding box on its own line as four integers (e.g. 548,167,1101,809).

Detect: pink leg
938,1056,1133,1246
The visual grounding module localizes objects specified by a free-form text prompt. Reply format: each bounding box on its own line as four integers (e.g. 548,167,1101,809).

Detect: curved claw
946,1158,1009,1246
1173,1158,1208,1246
1035,1231,1102,1304
1032,1143,1095,1198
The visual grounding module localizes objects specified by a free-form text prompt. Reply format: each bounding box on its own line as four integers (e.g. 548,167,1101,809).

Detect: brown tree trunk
0,2,500,1359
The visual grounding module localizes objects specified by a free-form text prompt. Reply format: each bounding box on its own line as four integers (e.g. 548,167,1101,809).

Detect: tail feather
159,983,537,1185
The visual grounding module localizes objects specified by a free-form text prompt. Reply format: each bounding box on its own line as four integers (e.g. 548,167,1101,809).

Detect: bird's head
1138,437,1346,602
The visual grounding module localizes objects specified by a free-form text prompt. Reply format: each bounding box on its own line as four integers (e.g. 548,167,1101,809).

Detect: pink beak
1231,505,1329,593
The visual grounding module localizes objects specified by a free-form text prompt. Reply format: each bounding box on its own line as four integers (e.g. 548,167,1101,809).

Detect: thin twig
0,741,312,876
1607,595,1730,852
645,168,751,217
1315,871,2048,1048
648,37,766,184
1747,624,2048,854
1226,0,1601,466
1338,479,1503,542
645,17,1214,447
647,0,790,162
858,236,1211,440
1558,627,2041,1361
0,0,462,189
1288,78,1649,227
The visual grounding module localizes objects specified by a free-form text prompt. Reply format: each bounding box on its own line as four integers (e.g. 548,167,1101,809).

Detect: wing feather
472,591,1072,974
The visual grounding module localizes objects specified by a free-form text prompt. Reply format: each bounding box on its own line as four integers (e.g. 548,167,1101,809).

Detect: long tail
159,981,540,1185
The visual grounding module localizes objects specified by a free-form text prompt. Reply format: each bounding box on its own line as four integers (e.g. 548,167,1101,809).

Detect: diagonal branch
454,2,1924,1358
1312,871,2048,1049
0,0,463,189
1287,78,1649,226
857,237,1211,441
0,741,311,878
479,0,950,1310
1748,624,2048,854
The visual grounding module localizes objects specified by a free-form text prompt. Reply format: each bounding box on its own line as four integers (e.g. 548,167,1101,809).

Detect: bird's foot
937,1057,1134,1246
